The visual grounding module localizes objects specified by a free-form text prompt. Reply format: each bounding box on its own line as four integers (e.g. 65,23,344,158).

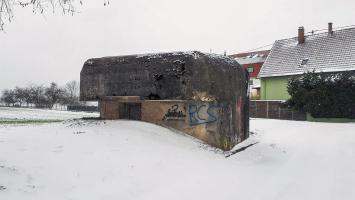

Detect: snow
0,107,99,121
135,51,197,59
204,52,237,65
135,51,236,64
234,56,267,64
259,28,355,78
1,108,355,200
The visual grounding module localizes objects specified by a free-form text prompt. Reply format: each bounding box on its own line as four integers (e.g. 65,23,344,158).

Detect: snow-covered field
0,107,99,121
1,108,355,200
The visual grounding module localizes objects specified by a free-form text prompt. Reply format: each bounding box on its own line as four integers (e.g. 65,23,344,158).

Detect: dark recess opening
147,93,161,100
119,103,142,121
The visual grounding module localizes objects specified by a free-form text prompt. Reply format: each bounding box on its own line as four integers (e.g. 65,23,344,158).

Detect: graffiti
162,104,186,121
188,104,219,126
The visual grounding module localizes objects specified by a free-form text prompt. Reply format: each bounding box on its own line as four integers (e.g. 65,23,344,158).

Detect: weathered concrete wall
100,96,141,119
81,52,247,102
99,98,244,150
81,51,249,150
142,100,222,148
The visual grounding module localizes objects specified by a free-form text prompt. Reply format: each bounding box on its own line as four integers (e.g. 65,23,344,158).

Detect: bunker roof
80,51,247,101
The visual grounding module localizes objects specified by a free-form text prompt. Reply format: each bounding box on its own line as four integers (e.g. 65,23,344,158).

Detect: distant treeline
0,81,82,109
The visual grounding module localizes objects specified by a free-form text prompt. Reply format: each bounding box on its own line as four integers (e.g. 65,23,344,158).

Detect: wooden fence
250,100,306,121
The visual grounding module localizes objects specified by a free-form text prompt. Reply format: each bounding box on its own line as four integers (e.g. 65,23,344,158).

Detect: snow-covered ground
0,108,355,200
0,107,99,121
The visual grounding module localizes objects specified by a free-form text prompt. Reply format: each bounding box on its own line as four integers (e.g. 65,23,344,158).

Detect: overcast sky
0,0,354,91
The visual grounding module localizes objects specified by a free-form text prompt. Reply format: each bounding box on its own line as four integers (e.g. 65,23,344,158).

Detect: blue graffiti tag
188,104,219,126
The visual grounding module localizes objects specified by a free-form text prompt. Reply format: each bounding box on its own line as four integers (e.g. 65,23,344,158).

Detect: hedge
286,71,355,119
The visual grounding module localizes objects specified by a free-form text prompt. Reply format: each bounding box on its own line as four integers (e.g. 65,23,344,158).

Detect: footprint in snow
269,144,287,154
73,131,85,135
52,145,63,153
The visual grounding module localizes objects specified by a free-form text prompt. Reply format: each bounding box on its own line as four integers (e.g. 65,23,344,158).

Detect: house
230,50,270,99
80,51,249,150
259,23,355,100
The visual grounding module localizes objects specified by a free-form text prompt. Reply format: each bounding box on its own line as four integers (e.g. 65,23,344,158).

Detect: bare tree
64,80,79,104
1,89,16,106
29,84,47,108
0,0,110,30
45,82,63,108
0,0,77,30
14,86,27,107
1,81,86,108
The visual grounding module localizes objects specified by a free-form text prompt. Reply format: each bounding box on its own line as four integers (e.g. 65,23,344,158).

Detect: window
249,80,254,85
247,67,254,73
300,59,309,67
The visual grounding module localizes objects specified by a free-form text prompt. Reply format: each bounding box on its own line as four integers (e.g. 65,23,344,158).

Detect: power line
239,24,355,54
306,24,355,35
242,43,274,53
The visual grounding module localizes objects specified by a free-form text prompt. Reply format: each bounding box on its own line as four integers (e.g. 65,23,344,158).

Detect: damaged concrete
80,51,249,150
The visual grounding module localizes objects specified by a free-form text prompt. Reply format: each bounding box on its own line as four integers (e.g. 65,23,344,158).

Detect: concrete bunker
80,51,249,150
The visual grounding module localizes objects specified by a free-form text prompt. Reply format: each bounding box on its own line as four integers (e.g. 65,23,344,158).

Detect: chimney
328,22,333,36
298,26,305,44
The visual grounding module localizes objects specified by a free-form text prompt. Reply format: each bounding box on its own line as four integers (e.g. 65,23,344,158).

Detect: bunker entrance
119,103,142,120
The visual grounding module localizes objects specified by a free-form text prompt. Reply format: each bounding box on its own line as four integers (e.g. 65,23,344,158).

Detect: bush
286,71,355,118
